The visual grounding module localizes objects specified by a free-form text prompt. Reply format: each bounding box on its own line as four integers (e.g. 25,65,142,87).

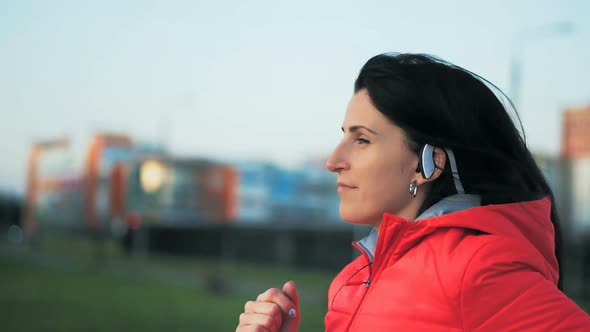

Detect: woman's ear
415,147,447,186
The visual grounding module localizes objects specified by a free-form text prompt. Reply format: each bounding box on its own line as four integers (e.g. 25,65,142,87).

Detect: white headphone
418,144,465,194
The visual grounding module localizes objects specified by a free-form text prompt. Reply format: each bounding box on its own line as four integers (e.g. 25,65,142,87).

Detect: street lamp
509,21,574,111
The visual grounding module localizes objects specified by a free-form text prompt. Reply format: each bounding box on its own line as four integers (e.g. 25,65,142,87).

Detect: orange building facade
562,106,590,158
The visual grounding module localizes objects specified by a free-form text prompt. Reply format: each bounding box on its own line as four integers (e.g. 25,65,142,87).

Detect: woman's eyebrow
341,125,378,135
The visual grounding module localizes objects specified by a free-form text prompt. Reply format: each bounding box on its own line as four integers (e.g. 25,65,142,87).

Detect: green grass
0,255,327,332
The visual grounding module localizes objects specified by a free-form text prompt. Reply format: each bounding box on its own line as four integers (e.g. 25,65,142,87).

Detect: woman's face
326,89,422,228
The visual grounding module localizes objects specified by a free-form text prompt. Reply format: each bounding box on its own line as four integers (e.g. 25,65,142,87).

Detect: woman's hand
236,281,300,332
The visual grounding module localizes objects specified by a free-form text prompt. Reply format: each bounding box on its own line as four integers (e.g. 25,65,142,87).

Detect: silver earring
409,180,418,197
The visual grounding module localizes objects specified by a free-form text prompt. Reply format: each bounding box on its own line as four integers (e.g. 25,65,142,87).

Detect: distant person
236,53,590,331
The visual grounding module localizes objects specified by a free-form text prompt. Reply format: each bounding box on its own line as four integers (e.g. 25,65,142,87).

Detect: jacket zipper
344,242,375,332
345,224,404,332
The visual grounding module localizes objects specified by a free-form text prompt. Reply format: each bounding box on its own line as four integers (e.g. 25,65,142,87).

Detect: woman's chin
339,208,379,227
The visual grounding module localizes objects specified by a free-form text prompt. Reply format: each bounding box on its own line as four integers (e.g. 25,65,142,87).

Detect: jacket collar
357,195,556,281
356,194,481,262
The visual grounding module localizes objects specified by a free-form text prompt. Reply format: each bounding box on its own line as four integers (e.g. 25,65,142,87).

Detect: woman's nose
326,143,349,173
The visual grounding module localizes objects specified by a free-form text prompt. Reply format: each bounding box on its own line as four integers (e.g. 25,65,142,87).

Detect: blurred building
234,161,273,223
534,153,567,209
560,106,590,239
560,105,590,297
562,105,590,159
296,162,340,225
267,166,302,223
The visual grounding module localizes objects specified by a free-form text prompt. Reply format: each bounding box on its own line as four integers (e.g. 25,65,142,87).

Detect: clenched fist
236,281,300,332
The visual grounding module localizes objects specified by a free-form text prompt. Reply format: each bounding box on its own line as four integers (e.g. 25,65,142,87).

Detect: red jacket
325,196,590,331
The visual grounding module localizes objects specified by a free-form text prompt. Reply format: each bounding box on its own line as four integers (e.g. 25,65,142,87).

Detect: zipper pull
363,280,371,288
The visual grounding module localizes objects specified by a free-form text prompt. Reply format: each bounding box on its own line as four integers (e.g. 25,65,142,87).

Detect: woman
236,53,590,331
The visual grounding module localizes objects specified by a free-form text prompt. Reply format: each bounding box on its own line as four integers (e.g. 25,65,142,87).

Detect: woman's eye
356,138,370,144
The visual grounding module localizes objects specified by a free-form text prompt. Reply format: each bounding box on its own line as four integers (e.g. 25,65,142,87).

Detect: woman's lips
337,182,356,193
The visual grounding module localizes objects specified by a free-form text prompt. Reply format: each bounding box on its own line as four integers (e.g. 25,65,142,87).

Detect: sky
1,0,589,194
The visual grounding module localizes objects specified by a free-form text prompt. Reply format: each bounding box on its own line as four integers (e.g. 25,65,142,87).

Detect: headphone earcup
420,144,436,179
